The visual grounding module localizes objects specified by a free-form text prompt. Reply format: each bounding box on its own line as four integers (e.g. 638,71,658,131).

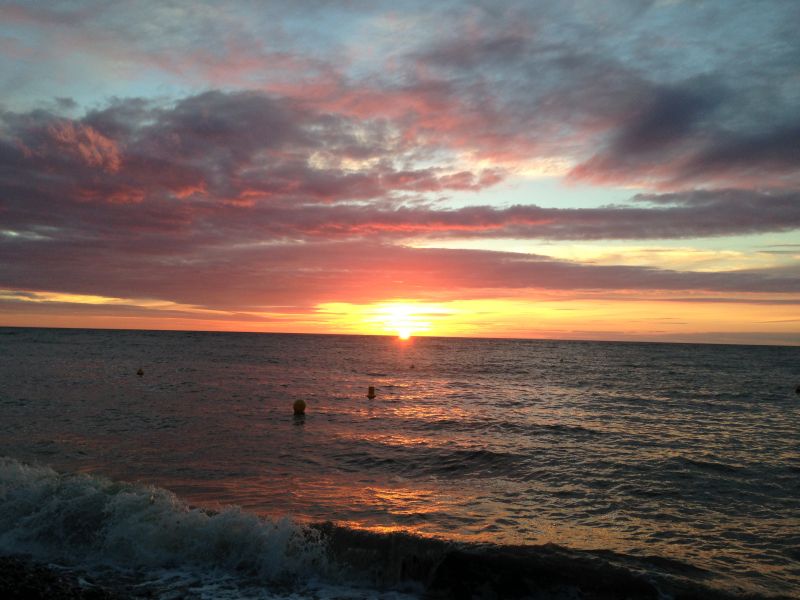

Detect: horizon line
1,324,797,349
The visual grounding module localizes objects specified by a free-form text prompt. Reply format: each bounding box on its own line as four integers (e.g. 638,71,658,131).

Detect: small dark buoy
136,368,144,377
293,399,306,415
410,364,415,369
795,384,800,395
367,385,376,399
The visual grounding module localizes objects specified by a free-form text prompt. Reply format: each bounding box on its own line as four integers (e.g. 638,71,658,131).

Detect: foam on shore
1,457,791,599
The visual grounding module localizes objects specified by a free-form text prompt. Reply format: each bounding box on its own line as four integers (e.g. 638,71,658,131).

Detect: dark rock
0,556,125,600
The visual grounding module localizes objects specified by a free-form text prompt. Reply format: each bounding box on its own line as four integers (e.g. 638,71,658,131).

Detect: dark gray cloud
248,189,800,240
390,2,800,188
2,94,798,248
3,232,799,312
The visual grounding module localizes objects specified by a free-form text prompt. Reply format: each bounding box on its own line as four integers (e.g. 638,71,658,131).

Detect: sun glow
372,302,433,339
317,300,459,338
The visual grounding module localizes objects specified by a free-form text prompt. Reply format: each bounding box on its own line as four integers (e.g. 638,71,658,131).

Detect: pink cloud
46,121,121,172
1,90,798,316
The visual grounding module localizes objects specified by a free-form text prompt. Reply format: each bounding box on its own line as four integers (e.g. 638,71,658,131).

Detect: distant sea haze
1,327,798,598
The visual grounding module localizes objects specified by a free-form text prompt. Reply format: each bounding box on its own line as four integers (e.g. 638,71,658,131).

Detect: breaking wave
1,458,792,599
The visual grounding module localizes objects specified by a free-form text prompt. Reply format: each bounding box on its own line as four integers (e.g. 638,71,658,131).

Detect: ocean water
0,327,798,599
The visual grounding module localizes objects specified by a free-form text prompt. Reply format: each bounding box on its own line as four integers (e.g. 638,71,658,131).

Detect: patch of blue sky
439,176,643,210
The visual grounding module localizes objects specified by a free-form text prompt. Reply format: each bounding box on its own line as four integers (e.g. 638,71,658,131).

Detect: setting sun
316,300,462,337
375,302,428,339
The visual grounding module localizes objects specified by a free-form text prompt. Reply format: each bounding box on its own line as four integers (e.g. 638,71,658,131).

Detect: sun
316,300,456,338
373,302,431,339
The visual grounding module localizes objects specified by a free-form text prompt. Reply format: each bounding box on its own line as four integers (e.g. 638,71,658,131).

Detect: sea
0,327,798,599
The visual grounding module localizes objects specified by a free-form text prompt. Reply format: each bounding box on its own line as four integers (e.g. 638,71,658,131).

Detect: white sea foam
0,458,363,598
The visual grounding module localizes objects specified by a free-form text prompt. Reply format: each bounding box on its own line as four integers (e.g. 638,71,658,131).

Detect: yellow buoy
136,368,144,377
367,386,376,399
293,399,306,415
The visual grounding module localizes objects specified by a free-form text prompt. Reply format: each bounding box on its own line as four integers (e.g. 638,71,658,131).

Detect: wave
677,456,746,474
403,415,603,438
0,458,790,599
0,458,329,596
329,444,522,479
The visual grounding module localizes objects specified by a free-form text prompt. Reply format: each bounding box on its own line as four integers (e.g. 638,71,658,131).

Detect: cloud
2,92,798,246
1,3,798,329
571,113,800,190
242,189,800,240
3,2,799,191
0,91,501,227
2,229,799,312
368,3,800,188
1,89,799,315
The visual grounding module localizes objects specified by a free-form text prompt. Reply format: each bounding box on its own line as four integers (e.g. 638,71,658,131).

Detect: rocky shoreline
0,556,125,600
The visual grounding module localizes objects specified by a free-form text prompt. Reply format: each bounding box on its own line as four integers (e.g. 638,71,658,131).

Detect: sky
0,0,798,344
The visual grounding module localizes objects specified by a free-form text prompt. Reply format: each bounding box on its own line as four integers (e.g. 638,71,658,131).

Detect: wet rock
0,556,125,600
